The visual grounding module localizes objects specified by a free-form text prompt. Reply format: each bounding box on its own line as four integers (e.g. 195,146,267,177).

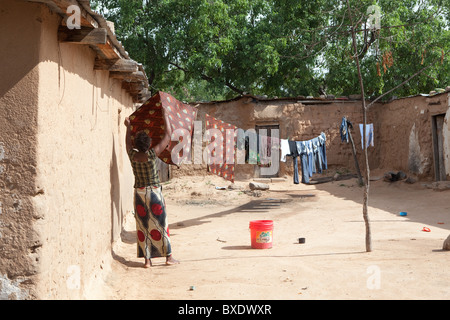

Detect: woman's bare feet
166,255,179,265
143,257,178,267
143,258,152,268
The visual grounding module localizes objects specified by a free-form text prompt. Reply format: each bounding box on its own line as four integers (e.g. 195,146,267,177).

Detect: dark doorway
431,114,446,181
255,124,280,178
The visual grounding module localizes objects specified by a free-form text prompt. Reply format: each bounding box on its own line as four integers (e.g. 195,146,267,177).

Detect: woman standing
124,109,179,268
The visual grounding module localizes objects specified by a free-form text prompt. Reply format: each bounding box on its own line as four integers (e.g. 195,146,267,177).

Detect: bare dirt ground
102,171,450,300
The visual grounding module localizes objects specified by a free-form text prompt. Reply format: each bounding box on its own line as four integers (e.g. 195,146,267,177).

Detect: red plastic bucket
249,220,273,249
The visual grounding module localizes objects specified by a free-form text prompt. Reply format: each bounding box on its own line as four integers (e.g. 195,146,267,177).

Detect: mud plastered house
0,0,151,299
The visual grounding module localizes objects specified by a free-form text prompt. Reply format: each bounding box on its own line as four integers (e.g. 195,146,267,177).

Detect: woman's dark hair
134,131,151,152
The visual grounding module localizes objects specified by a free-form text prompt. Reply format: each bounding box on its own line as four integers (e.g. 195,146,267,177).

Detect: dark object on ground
384,171,407,182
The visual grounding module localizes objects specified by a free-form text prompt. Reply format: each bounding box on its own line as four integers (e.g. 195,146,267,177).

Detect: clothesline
202,114,373,184
340,116,374,149
280,132,328,184
131,93,366,185
204,113,334,184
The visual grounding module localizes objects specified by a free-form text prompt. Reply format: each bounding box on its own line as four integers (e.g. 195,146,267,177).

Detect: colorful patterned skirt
134,186,172,259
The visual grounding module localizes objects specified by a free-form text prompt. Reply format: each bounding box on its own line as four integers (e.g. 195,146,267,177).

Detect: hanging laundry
245,131,258,164
318,132,327,171
237,129,279,166
235,129,246,165
288,140,300,184
296,141,310,184
359,123,374,149
236,129,246,150
270,136,281,152
340,117,349,143
129,91,198,166
280,139,290,162
311,134,328,174
340,117,354,144
258,134,272,165
205,114,238,182
311,137,322,173
293,132,327,184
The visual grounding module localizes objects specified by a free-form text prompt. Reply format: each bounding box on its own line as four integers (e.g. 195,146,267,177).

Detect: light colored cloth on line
359,123,374,149
280,139,290,162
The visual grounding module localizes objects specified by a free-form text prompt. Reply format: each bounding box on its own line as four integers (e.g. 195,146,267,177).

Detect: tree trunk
346,0,372,252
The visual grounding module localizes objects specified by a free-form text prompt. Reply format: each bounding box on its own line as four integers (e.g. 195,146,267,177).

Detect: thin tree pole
346,0,372,252
347,123,364,186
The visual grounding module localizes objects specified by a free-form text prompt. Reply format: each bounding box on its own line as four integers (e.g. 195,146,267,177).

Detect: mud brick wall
174,93,449,181
0,1,135,299
173,97,379,180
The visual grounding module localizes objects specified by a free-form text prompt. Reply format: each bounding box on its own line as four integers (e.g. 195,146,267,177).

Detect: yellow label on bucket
256,231,272,243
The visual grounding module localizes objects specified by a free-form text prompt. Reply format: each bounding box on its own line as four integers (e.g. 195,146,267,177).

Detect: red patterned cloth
205,114,238,182
129,91,197,166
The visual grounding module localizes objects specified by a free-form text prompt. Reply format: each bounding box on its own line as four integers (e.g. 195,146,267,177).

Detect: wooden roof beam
109,71,147,81
26,0,150,96
122,81,145,94
58,26,107,44
94,58,138,72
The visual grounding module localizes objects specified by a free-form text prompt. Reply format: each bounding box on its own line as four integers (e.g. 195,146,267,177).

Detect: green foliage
323,0,450,99
92,0,449,102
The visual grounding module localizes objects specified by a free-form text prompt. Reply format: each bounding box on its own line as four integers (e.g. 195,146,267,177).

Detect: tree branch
367,50,449,109
225,81,245,95
168,62,245,95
